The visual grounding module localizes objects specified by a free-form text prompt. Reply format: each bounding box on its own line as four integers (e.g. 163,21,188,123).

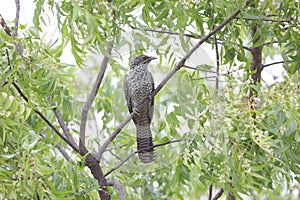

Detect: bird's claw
133,107,140,116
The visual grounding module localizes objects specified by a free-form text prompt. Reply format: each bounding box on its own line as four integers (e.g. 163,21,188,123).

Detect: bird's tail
136,125,155,164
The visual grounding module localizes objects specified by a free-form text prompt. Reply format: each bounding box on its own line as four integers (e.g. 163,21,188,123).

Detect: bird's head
130,55,157,69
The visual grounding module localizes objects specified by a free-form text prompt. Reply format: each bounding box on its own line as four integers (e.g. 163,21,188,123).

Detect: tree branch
4,49,79,153
242,17,293,23
53,107,79,150
55,142,72,162
0,14,36,71
14,0,20,36
12,81,80,153
208,185,213,200
263,41,278,46
212,188,224,200
39,132,72,162
79,41,113,154
107,179,126,200
105,139,182,177
214,27,220,91
183,65,217,74
97,6,245,161
263,60,292,68
129,25,201,39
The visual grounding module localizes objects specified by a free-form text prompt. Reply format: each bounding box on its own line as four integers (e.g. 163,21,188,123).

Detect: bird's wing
149,75,154,121
124,74,133,114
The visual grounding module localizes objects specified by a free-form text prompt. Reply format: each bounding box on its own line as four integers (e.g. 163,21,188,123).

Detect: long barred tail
136,125,155,164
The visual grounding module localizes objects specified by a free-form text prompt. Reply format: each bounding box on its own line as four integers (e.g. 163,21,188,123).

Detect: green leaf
285,120,297,136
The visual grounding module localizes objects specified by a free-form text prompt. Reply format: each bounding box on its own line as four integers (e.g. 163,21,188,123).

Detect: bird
124,55,156,164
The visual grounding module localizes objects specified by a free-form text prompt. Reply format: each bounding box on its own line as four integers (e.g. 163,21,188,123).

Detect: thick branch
97,7,244,160
105,139,182,177
107,180,126,200
249,23,263,103
85,154,110,199
79,41,113,153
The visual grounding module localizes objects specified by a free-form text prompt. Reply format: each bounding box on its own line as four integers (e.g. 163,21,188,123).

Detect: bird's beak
148,57,157,61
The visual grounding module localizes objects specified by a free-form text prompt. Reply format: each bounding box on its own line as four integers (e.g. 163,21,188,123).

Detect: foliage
0,0,299,199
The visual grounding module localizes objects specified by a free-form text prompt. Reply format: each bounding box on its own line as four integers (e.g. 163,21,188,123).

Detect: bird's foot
133,107,140,116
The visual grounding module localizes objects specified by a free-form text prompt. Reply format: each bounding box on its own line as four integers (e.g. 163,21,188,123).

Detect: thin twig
108,150,122,161
208,185,213,200
53,108,79,150
129,25,201,39
55,142,72,162
214,26,220,91
192,69,242,80
5,47,79,154
0,14,36,71
263,60,292,68
40,131,72,162
192,76,220,80
97,6,245,161
12,81,79,153
107,179,126,200
263,41,278,46
105,139,182,177
183,65,217,74
216,39,252,52
212,188,224,200
14,0,20,36
0,14,12,36
79,41,113,153
242,17,293,23
105,144,128,152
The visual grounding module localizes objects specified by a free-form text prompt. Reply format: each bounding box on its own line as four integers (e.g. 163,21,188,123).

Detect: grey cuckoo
124,55,156,164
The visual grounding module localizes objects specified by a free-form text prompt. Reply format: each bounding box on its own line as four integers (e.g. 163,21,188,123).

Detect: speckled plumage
124,55,156,164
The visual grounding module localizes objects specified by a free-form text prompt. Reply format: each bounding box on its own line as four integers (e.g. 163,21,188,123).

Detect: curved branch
105,139,182,177
107,179,126,200
79,41,113,153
